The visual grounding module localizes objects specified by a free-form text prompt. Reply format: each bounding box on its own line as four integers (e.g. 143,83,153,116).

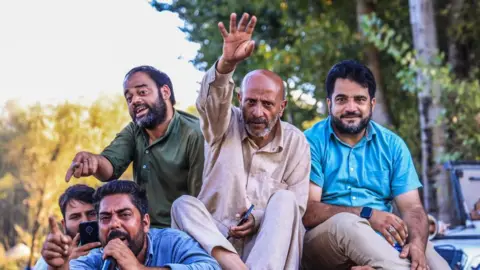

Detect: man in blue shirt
302,60,449,270
45,180,220,270
37,184,100,269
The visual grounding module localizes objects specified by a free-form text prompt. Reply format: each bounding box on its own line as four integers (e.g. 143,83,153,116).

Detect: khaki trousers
171,190,305,270
302,213,450,270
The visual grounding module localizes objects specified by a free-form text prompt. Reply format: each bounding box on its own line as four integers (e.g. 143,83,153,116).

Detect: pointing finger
65,162,79,182
49,216,59,234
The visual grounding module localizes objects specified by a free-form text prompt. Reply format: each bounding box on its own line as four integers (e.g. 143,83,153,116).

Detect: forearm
403,206,428,249
196,63,235,145
303,201,361,228
93,155,114,182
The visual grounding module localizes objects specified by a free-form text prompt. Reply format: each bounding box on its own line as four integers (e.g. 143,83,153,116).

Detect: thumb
400,244,410,258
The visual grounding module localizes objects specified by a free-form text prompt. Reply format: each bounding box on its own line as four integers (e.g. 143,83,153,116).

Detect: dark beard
105,229,145,256
64,227,76,239
331,108,372,135
133,97,167,129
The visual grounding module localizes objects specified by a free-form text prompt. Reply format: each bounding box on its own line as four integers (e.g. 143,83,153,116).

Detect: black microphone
101,257,117,270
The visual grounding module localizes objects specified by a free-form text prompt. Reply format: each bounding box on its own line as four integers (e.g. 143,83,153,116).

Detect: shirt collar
142,109,179,145
144,232,154,266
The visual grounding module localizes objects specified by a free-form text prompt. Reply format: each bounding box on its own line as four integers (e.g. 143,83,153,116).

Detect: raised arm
196,13,257,145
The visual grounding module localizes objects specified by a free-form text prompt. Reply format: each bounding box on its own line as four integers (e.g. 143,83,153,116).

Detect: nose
344,98,357,112
108,215,121,230
252,104,264,118
131,95,142,105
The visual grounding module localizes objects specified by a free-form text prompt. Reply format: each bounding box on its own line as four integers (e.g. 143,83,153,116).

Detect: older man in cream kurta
170,13,310,270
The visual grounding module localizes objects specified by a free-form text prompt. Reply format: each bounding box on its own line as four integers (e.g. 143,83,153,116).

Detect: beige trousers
171,190,305,270
302,213,450,270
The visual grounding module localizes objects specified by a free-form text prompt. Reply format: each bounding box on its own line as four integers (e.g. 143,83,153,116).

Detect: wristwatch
360,206,373,220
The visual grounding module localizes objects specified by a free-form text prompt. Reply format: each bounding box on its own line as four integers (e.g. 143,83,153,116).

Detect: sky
0,0,203,109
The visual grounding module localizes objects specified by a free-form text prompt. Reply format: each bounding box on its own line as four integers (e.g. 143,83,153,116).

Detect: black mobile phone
237,204,255,226
79,221,99,245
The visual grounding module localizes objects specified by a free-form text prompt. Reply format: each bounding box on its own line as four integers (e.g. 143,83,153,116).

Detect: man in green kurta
65,66,204,228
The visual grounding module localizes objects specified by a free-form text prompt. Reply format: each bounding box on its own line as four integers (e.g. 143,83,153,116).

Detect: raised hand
65,151,100,182
41,216,72,268
217,13,257,74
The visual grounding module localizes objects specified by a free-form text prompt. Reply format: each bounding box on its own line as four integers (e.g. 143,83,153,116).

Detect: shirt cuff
206,61,234,87
251,209,264,231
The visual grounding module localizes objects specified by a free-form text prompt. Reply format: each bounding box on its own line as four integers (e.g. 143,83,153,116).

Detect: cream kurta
171,63,310,270
196,64,310,232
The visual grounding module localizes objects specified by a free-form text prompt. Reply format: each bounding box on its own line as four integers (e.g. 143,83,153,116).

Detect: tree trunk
448,0,468,79
356,0,392,127
409,0,450,222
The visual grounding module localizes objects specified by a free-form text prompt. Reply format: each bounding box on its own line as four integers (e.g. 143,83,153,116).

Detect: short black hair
124,66,176,106
93,180,148,217
58,184,96,219
325,60,376,99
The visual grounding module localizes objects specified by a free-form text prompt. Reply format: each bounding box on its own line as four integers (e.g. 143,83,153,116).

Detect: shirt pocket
365,170,390,195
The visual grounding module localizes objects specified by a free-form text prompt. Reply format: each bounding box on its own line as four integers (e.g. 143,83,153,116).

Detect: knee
326,213,363,233
270,189,296,205
172,195,198,215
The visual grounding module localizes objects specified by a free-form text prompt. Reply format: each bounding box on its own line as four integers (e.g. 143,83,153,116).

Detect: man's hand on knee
369,209,408,246
400,243,429,270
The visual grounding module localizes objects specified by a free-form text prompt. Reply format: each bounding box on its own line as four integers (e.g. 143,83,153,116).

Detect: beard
331,106,372,135
242,110,280,138
64,227,76,239
103,229,145,256
130,96,167,129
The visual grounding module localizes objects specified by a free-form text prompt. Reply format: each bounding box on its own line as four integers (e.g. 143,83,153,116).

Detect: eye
99,216,110,222
139,89,148,95
263,101,273,107
125,96,132,103
246,99,255,105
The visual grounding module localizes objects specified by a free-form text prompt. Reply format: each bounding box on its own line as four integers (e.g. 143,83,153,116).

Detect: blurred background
0,0,479,269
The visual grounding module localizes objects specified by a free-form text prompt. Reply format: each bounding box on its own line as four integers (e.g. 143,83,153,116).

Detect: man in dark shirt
65,66,204,228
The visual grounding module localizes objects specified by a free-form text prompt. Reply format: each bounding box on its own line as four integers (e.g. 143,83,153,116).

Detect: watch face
361,207,372,219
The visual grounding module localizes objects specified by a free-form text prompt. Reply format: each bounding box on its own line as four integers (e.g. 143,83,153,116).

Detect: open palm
218,13,257,64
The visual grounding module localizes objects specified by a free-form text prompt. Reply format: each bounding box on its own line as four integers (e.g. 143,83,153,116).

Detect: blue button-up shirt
70,228,220,270
304,117,422,212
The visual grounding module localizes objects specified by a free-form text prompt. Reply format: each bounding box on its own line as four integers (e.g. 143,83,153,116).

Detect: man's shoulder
304,118,329,139
370,121,406,147
281,120,308,143
149,228,190,240
175,110,203,137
